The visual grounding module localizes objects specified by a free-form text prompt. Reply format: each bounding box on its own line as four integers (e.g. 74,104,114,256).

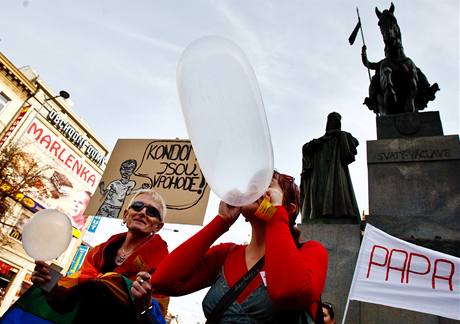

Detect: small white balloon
22,209,73,260
177,36,274,206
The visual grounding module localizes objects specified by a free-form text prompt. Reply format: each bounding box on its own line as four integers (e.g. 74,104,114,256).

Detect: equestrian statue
361,3,439,115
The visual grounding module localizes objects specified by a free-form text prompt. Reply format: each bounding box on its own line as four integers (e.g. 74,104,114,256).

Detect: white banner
347,224,460,321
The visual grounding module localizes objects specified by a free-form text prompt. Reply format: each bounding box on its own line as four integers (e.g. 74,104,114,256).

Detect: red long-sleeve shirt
152,206,328,318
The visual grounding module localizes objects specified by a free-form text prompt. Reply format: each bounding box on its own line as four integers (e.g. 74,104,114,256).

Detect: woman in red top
152,171,328,323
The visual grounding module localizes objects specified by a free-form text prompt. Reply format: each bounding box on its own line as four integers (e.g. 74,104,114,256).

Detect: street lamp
45,90,70,101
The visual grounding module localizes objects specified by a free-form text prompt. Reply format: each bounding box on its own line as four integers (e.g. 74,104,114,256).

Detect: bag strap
205,256,265,324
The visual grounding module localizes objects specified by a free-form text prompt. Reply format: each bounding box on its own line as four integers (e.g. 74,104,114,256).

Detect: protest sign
85,139,210,225
343,224,460,322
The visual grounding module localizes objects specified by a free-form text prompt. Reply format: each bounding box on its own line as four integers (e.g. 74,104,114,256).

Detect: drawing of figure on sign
96,159,151,218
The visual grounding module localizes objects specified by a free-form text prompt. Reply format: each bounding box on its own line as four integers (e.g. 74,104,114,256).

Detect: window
0,92,10,110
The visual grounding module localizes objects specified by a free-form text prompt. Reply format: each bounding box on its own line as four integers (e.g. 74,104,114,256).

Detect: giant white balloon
177,36,273,206
22,209,73,260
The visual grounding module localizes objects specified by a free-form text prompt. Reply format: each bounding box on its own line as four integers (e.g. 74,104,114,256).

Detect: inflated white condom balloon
22,209,72,260
177,36,273,206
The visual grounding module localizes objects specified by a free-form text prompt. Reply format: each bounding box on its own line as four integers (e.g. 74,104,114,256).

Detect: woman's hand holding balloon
254,184,283,222
31,261,52,285
264,177,283,206
131,272,153,312
218,201,241,227
264,187,283,207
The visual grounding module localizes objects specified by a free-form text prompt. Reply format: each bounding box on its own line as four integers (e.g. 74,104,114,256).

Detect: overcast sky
2,0,459,322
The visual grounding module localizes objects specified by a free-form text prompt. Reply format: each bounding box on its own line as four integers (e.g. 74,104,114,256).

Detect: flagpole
341,298,351,324
356,7,372,82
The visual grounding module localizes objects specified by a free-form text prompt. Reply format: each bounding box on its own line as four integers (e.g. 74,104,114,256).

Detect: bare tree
0,142,50,244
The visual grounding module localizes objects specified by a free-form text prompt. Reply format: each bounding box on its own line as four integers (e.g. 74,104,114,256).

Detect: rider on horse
361,2,439,115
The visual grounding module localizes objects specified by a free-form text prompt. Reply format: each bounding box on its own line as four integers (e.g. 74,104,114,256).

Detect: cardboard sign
85,139,210,225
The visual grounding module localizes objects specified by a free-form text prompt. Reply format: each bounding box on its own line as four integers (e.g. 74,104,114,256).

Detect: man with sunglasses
28,189,169,324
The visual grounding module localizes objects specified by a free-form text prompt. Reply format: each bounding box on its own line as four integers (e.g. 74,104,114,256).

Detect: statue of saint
300,112,360,224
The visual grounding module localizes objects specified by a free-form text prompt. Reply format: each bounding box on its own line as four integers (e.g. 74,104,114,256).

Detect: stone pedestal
299,224,361,324
376,111,444,139
365,111,460,323
367,134,460,252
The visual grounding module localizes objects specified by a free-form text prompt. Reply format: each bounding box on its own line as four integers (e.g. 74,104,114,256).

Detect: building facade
0,51,108,315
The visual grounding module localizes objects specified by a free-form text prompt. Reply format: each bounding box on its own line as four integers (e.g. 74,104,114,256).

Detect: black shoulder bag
205,256,265,324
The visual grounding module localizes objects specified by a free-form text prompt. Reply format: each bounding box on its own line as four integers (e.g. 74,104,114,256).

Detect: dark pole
357,7,372,82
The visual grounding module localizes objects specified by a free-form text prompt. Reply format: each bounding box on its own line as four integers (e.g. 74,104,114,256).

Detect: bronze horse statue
362,3,439,115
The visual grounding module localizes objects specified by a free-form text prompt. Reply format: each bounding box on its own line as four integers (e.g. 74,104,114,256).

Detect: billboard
12,116,100,229
85,139,210,225
0,105,30,148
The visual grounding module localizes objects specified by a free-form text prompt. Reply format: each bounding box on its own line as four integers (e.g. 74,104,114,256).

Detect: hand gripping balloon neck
255,198,277,220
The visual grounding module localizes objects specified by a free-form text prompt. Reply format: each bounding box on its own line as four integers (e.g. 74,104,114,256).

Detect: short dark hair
121,159,137,169
322,301,335,319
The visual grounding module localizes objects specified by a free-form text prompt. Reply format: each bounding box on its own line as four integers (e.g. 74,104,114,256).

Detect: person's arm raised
265,208,328,310
151,213,236,296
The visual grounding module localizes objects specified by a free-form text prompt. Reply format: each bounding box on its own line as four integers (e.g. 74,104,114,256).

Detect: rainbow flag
1,274,165,324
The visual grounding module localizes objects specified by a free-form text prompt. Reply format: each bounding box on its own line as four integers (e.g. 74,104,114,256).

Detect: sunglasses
129,201,162,220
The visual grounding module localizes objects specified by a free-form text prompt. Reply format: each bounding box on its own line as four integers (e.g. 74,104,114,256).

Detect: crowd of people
2,171,331,324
